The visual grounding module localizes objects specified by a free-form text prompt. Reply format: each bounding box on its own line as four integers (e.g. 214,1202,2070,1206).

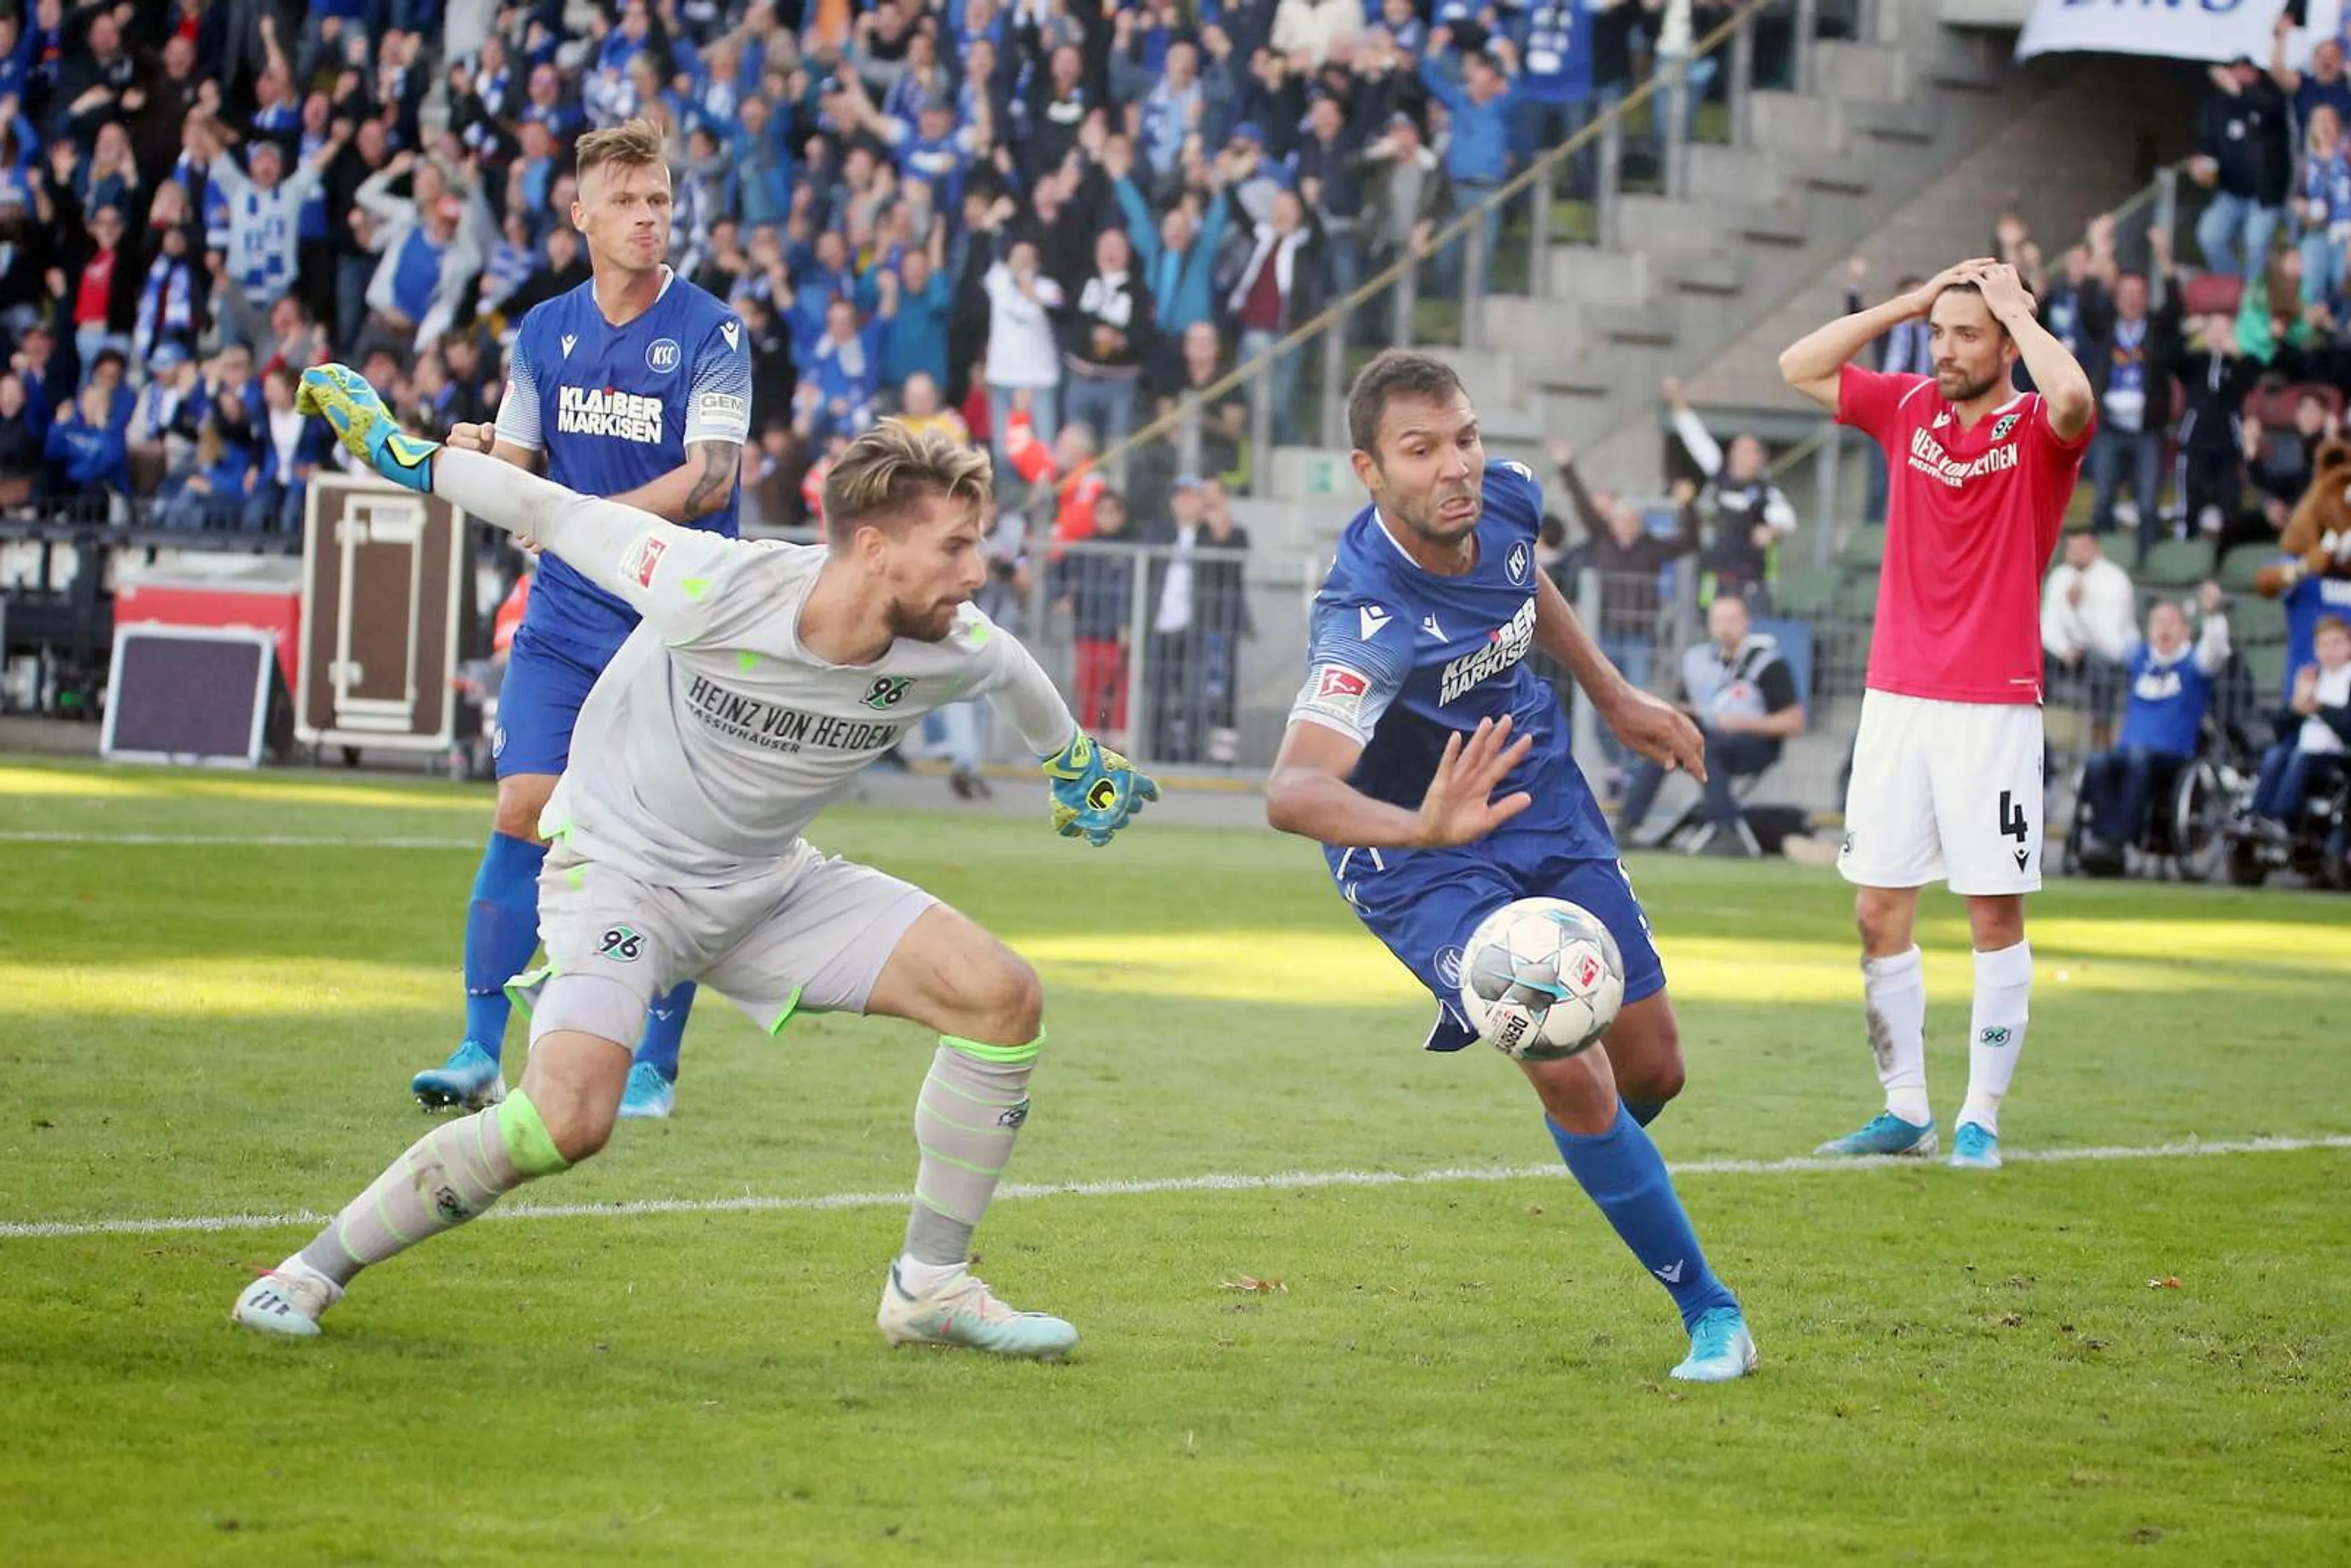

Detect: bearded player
1264,350,1758,1383
234,369,1157,1354
1779,261,2095,1170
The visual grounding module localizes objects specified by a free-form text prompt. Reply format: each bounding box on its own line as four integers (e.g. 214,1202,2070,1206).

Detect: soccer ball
1458,898,1625,1061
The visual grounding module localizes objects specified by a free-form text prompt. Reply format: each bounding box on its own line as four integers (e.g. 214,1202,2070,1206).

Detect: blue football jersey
2281,572,2351,699
496,270,754,659
2117,643,2212,759
1288,460,1614,868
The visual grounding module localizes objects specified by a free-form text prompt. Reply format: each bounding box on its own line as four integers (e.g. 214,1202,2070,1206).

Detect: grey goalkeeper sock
902,1034,1040,1267
298,1090,569,1285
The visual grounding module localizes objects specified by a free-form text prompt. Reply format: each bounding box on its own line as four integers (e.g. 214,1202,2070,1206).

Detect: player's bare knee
494,773,557,841
544,1093,617,1164
1605,999,1685,1102
1522,1049,1617,1135
1854,888,1914,956
1967,895,2026,951
1624,1047,1686,1105
962,953,1044,1046
520,990,640,1159
513,1057,622,1164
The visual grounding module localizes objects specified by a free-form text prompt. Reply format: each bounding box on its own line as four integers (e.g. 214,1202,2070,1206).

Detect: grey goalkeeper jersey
440,452,1078,883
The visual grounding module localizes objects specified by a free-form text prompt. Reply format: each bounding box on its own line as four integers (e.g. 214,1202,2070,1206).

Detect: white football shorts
525,838,937,1045
1837,689,2045,896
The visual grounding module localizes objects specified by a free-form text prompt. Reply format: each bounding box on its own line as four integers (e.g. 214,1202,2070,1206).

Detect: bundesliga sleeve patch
621,533,667,589
1298,664,1372,727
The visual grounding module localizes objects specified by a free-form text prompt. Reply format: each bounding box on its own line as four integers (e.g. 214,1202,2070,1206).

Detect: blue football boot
1815,1111,1938,1158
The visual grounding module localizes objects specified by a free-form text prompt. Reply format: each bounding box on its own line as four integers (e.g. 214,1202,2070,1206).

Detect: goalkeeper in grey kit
233,366,1157,1359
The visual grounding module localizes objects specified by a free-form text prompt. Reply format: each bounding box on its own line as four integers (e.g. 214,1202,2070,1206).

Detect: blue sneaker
1671,1306,1758,1383
617,1060,676,1120
877,1263,1079,1360
411,1041,506,1112
1815,1111,1938,1158
1949,1122,2003,1170
296,364,440,493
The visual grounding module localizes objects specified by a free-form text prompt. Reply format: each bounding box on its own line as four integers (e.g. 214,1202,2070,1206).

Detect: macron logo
560,334,577,358
721,321,741,351
1359,605,1392,640
1420,614,1445,640
1653,1261,1685,1285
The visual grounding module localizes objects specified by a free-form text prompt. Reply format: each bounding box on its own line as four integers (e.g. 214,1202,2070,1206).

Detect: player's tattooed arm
607,440,743,523
680,439,743,520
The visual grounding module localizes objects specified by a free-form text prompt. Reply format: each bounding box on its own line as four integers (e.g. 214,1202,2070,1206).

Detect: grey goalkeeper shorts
516,838,937,1047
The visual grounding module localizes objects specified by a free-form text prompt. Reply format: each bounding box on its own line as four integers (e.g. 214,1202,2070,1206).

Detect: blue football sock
633,980,697,1082
462,831,547,1063
1623,1099,1666,1128
1550,1104,1738,1329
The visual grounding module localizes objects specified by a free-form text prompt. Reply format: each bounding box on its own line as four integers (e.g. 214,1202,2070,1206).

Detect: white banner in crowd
2016,0,2291,64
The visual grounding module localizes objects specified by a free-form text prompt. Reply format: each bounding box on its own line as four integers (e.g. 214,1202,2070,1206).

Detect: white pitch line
0,830,476,849
4,1133,2346,1242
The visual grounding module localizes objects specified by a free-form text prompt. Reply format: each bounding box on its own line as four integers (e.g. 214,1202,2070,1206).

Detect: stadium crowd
0,0,1783,541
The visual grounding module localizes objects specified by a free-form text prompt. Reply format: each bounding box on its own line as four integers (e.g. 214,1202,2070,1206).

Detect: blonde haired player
416,118,751,1122
1779,261,2095,1171
234,369,1157,1354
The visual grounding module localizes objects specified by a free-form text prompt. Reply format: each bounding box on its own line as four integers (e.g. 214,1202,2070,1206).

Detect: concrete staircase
1250,6,2061,544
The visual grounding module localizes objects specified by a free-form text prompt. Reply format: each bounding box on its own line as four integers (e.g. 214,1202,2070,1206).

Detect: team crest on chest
862,676,914,710
1990,411,2020,441
647,338,682,374
1506,542,1531,585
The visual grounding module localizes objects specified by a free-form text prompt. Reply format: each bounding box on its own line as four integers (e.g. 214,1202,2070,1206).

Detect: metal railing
1556,563,2287,836
1093,0,1802,502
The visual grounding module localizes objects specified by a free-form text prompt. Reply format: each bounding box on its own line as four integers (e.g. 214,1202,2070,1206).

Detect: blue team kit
1295,461,1664,1052
496,273,753,777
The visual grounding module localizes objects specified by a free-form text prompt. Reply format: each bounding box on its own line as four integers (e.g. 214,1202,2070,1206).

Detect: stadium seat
2231,593,2290,644
1835,524,1886,569
2219,548,2281,592
2245,640,2288,699
2139,539,2213,588
2181,273,2245,318
2241,381,2344,429
1772,567,1839,617
1832,571,1881,620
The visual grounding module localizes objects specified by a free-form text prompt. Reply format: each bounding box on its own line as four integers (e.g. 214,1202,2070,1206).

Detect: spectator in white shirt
982,239,1065,470
2043,528,2140,733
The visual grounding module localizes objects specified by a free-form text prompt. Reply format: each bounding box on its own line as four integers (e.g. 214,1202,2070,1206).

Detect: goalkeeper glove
1041,732,1160,847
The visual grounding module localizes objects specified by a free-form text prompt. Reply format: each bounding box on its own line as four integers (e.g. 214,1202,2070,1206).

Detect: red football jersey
1837,364,2092,705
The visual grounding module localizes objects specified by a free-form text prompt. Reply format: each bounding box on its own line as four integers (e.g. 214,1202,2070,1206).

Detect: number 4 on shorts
1997,790,2030,844
1998,789,2031,869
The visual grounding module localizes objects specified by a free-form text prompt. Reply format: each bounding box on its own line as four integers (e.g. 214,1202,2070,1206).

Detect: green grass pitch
1,757,2347,1566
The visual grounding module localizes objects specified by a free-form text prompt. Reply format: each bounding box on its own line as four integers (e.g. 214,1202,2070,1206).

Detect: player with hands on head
1780,257,2094,1171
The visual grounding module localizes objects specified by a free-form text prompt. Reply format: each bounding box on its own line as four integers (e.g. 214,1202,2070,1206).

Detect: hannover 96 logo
863,677,913,710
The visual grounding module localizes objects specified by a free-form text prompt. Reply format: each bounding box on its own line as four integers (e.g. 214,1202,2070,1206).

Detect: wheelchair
2060,717,2249,883
2218,752,2351,890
